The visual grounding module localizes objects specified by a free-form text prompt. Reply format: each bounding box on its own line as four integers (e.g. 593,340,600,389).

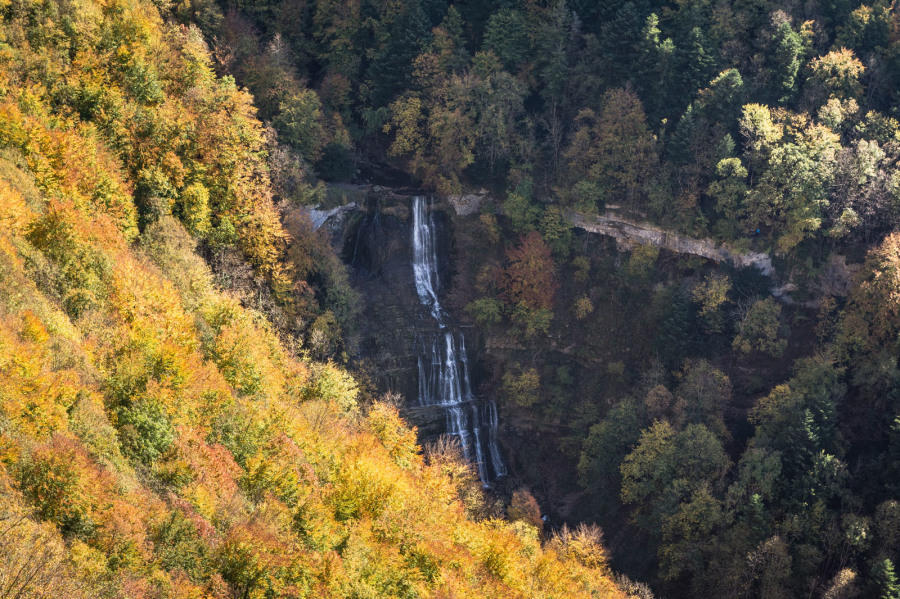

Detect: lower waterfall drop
411,196,505,485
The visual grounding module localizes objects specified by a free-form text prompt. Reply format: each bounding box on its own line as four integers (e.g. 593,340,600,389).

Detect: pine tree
870,559,900,599
368,2,432,110
771,21,804,104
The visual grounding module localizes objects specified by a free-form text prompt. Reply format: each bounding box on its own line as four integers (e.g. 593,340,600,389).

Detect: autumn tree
563,89,658,212
739,104,840,252
733,297,787,357
502,232,559,311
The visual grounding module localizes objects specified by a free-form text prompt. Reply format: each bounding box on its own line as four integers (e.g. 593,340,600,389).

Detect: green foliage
733,297,787,357
870,558,900,599
502,365,541,407
708,158,748,226
540,205,573,258
564,89,658,212
691,274,732,333
315,142,355,182
483,9,530,71
574,295,594,320
466,297,504,326
152,510,212,580
303,361,359,413
26,204,111,318
624,244,659,284
578,398,642,509
621,422,731,536
503,176,540,234
273,89,326,162
116,398,175,465
771,21,804,104
510,304,553,339
675,359,731,438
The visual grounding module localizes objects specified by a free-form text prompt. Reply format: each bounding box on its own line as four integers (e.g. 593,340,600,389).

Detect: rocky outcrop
307,202,363,232
568,210,774,275
448,189,491,216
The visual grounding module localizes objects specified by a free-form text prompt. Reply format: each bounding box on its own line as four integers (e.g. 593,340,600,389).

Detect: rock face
447,190,490,216
343,189,462,440
307,202,359,231
568,210,774,275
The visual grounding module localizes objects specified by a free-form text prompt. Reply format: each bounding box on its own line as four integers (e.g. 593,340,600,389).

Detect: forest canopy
5,0,900,598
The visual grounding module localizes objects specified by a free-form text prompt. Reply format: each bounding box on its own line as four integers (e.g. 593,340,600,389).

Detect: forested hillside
6,0,900,597
189,0,900,597
0,0,631,597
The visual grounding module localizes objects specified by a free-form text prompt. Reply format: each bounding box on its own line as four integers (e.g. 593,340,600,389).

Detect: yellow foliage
0,0,627,593
365,402,422,470
0,314,78,438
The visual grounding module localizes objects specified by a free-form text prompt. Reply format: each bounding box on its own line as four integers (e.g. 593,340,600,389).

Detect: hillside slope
0,0,627,596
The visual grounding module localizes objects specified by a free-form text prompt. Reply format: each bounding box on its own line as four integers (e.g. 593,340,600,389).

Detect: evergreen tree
771,21,804,104
675,27,716,110
482,8,530,71
598,3,643,87
871,558,900,599
367,2,432,110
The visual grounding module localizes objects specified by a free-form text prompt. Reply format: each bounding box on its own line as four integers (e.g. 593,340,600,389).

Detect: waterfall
411,196,506,485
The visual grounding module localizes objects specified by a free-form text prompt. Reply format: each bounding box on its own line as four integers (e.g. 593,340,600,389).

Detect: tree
598,3,643,87
367,2,432,110
482,9,530,71
870,558,900,599
749,357,845,504
501,231,559,312
836,4,892,56
771,21,804,104
739,105,840,252
733,298,787,357
806,49,866,104
676,27,717,108
691,273,732,333
503,175,540,234
472,70,526,170
432,6,469,75
508,488,542,529
621,421,731,535
675,359,732,437
578,398,642,512
564,89,658,212
272,89,325,162
502,365,540,407
540,205,573,257
633,13,676,121
840,232,900,354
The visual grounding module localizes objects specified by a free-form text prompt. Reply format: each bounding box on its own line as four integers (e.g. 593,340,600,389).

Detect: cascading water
411,196,506,484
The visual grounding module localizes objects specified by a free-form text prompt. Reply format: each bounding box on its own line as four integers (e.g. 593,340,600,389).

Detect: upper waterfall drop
410,196,506,486
412,195,442,320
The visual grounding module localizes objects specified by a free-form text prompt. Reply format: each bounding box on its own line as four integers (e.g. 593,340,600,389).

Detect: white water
412,197,506,484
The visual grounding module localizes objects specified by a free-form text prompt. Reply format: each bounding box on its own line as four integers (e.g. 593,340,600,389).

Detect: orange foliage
501,231,559,311
0,0,626,594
